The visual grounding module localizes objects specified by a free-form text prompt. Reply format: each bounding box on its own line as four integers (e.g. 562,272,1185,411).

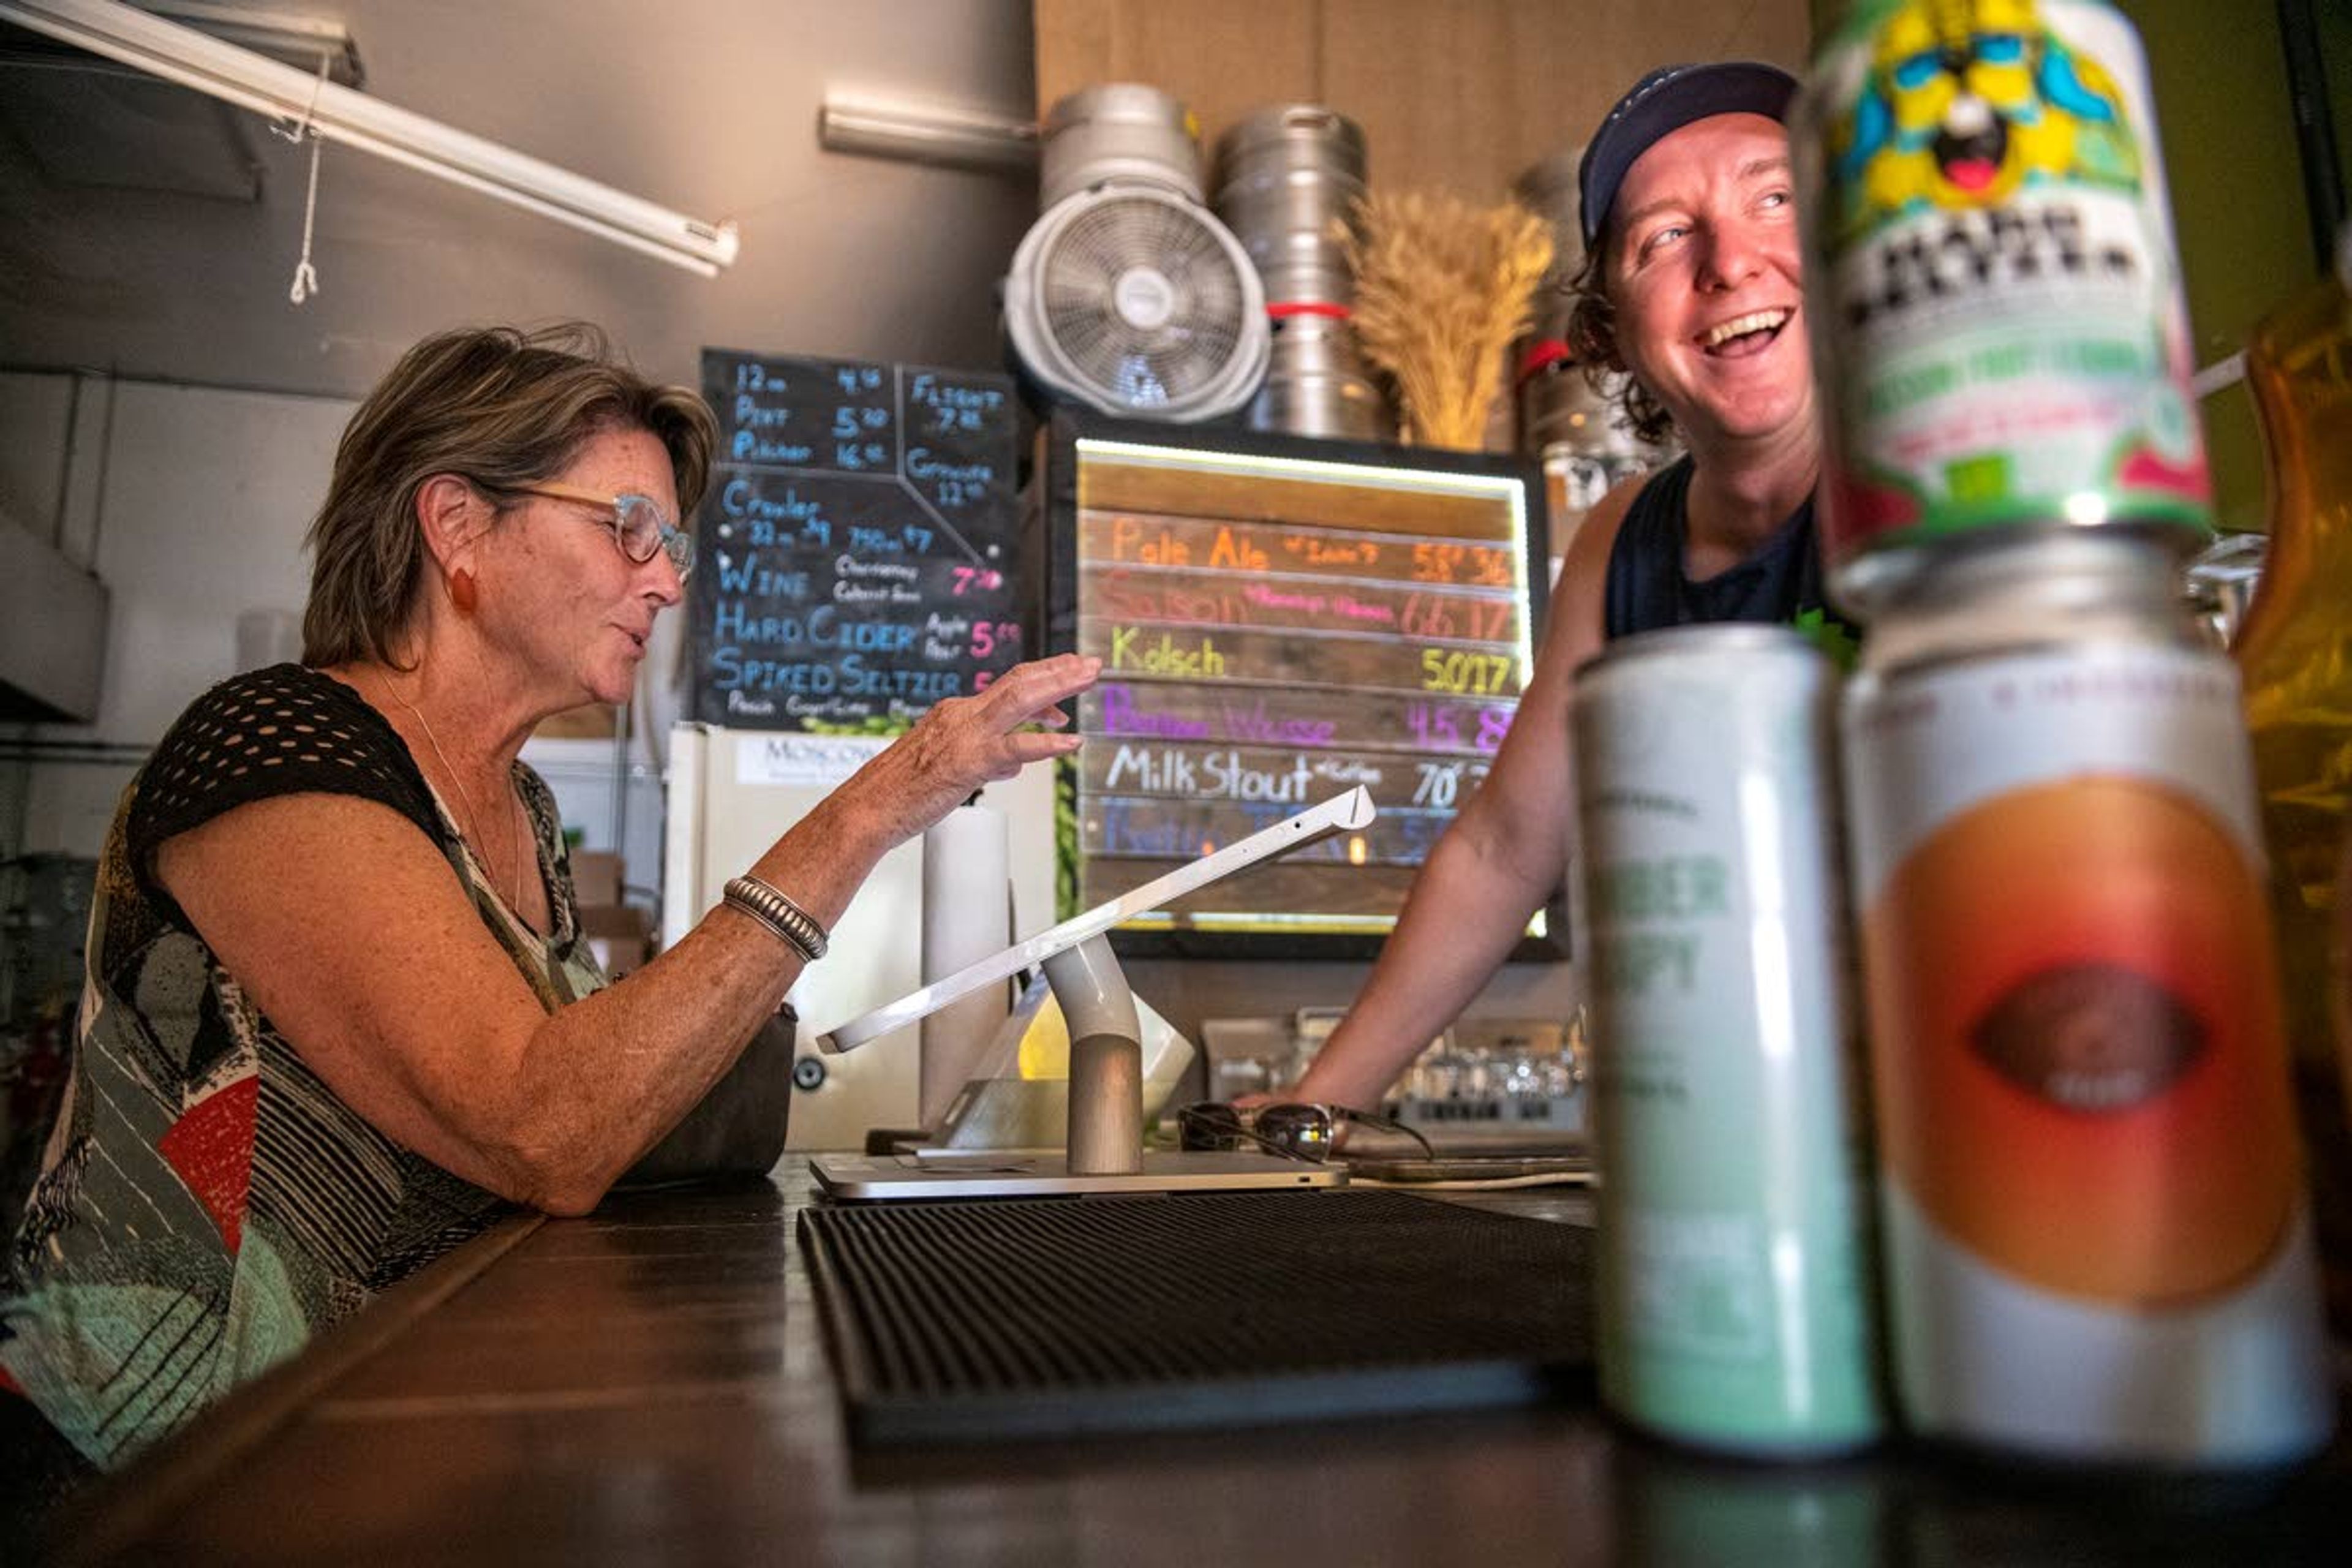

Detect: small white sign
734,731,888,788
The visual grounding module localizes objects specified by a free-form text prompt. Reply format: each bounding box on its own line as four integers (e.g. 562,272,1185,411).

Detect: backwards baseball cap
1577,61,1799,251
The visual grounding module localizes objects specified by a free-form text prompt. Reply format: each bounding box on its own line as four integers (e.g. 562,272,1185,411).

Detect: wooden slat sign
1063,433,1542,938
690,350,1023,731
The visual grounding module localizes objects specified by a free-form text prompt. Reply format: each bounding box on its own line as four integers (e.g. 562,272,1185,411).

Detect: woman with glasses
0,325,1098,1489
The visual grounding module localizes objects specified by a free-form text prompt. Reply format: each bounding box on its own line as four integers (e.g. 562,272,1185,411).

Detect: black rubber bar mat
797,1188,1593,1444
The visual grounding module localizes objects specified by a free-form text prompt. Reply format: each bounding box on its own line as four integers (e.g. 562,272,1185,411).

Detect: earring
448,568,478,614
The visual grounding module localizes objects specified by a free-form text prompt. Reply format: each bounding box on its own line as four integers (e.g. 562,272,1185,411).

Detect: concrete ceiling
0,0,1040,396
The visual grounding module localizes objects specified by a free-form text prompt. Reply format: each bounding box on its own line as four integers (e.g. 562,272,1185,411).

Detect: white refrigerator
661,725,1058,1152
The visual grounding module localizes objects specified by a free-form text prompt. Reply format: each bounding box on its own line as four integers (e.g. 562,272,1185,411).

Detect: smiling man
1566,61,1836,649
1275,61,1849,1114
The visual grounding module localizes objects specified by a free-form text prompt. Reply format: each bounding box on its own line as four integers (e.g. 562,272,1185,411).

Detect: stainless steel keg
1512,145,1585,345
1040,83,1203,210
1250,309,1387,441
1213,104,1368,307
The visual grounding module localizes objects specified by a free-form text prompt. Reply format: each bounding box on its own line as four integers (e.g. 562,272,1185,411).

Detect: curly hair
1562,241,1677,448
302,322,718,669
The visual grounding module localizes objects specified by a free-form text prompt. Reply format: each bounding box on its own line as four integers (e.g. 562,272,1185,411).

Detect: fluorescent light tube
818,90,1038,173
0,0,739,275
142,1,362,85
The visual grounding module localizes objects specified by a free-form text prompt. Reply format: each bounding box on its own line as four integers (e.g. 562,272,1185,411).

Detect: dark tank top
1602,455,1841,645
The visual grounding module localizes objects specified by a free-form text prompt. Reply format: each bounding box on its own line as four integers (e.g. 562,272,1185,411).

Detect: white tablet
815,786,1378,1055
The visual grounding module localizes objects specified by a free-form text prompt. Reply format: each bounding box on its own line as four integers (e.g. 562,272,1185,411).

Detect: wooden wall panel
1317,4,1521,198
1034,0,1321,173
1035,0,1811,201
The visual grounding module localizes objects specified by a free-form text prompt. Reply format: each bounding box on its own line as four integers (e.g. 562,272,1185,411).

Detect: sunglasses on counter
1174,1101,1436,1163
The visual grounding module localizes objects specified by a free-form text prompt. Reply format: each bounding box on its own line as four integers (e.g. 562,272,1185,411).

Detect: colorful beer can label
1843,641,2334,1465
1797,0,2213,609
1574,626,1881,1455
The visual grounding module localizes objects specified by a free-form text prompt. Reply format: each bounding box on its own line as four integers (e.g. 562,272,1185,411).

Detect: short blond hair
302,323,717,668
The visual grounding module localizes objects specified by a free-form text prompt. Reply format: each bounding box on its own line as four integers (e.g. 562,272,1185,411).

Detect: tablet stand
808,788,1375,1200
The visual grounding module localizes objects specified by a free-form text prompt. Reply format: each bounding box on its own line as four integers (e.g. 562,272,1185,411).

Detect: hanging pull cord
271,51,331,305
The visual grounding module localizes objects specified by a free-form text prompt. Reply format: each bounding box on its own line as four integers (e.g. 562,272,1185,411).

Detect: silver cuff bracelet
723,875,829,963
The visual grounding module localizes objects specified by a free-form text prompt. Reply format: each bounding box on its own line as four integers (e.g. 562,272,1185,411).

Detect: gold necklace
382,676,528,918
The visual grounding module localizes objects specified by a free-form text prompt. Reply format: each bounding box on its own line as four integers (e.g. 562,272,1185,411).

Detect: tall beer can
1793,0,2212,613
1843,534,2335,1468
1573,625,1882,1457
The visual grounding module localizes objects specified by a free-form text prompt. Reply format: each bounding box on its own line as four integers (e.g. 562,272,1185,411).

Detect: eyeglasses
506,481,695,579
1175,1102,1436,1163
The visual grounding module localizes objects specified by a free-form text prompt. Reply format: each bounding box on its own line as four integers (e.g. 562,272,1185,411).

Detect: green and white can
1793,0,2212,614
1572,624,1882,1457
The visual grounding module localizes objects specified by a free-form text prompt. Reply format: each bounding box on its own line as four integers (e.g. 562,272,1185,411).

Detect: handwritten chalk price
970,622,1021,658
692,350,1019,732
1419,648,1517,696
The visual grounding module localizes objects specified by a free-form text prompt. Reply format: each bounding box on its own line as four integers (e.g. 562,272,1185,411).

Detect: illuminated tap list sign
1050,421,1549,946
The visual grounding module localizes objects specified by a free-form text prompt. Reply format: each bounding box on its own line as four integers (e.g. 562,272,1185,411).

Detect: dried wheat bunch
1343,190,1555,450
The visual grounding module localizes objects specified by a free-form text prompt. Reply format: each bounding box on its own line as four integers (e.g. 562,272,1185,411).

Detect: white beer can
1842,534,2335,1467
1572,624,1881,1456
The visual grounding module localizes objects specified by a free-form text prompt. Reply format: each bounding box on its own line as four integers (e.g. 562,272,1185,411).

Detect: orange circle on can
1864,775,2302,1305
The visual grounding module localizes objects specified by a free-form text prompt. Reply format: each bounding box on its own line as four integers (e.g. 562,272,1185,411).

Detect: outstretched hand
842,652,1101,848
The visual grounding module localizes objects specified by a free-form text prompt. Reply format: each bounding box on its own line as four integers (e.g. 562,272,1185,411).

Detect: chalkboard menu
690,350,1023,730
1039,412,1557,957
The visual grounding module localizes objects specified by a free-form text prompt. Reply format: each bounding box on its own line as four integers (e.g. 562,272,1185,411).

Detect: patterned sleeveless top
1,665,606,1468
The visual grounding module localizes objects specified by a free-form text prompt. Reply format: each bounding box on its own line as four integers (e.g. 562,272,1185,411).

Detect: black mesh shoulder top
129,662,448,891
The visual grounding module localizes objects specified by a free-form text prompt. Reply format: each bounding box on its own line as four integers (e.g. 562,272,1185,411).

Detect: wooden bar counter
48,1167,2352,1566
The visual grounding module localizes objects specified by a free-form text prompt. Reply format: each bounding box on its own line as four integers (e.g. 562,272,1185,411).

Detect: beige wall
1036,0,1812,200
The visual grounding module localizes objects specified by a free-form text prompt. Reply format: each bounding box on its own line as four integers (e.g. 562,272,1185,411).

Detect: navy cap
1577,62,1799,251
